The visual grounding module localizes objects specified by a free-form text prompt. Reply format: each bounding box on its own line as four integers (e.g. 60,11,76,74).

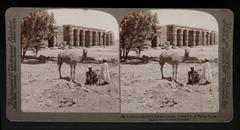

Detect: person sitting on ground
85,67,98,85
187,67,200,85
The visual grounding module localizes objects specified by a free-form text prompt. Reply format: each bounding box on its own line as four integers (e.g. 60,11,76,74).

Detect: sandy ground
22,45,219,113
21,46,120,112
121,45,219,113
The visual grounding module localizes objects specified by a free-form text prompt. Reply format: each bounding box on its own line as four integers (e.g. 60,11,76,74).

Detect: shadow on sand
161,76,185,87
59,77,83,86
60,77,71,82
162,76,173,82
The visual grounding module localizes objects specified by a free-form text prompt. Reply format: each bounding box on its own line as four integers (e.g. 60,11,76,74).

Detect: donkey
159,49,189,81
57,50,80,82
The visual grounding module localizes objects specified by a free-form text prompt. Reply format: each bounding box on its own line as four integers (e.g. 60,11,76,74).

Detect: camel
159,49,189,81
57,50,80,82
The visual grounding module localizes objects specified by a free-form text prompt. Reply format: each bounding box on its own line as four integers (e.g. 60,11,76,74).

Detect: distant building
143,25,217,48
46,24,114,47
166,24,217,47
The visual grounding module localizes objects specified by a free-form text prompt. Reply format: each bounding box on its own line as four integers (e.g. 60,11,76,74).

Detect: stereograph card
5,8,233,122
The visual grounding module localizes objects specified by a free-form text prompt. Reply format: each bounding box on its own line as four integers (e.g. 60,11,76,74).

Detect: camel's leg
70,64,73,82
58,63,62,79
160,63,164,79
175,64,178,81
73,64,76,81
172,64,175,81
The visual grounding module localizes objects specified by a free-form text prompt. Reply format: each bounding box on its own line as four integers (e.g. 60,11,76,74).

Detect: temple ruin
151,24,217,47
48,24,114,47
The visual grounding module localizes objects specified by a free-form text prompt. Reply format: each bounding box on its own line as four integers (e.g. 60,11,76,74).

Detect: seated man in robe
187,67,200,85
85,67,98,85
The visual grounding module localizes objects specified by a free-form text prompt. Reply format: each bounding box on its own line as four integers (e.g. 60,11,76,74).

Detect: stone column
198,31,202,46
209,33,212,45
105,33,108,46
213,33,216,45
95,31,99,46
99,32,103,46
172,28,177,47
89,30,92,46
82,30,85,46
184,30,189,46
102,33,105,46
93,31,97,46
179,29,183,46
192,31,196,46
108,33,111,46
202,31,206,45
109,33,113,45
69,27,74,46
207,32,210,45
76,30,80,46
211,32,216,45
104,33,107,46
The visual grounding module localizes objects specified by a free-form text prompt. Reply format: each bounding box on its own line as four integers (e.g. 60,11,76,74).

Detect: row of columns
171,28,217,47
68,27,114,47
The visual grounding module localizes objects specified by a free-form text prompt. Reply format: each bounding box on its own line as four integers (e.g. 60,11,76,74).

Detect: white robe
100,63,110,83
202,62,213,83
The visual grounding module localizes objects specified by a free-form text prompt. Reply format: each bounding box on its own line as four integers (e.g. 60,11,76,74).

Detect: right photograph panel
120,9,219,113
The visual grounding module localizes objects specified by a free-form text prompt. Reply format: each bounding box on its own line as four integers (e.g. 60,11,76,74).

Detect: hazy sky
151,9,218,32
47,9,218,41
47,9,119,40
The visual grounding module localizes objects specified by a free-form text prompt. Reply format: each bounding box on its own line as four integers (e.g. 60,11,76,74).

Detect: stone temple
47,24,114,47
150,24,217,47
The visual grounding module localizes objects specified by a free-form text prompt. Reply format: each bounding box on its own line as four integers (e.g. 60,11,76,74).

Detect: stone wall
165,24,217,47
62,25,114,47
49,24,114,47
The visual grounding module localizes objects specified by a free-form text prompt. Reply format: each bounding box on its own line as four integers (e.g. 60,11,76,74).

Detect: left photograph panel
20,9,120,112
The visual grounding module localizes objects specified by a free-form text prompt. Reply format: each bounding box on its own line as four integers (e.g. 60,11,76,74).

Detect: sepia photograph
120,9,219,113
5,8,234,122
20,9,120,112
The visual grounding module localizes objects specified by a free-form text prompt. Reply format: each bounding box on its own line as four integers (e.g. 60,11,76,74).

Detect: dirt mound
58,97,76,108
159,97,177,108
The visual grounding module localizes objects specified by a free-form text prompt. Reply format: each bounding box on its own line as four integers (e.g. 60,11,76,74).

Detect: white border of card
6,8,233,122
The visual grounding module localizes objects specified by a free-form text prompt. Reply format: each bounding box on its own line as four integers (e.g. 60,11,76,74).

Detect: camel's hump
159,50,183,62
160,50,180,57
58,50,79,60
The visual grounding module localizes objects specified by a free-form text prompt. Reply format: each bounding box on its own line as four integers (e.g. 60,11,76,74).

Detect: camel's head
83,49,88,54
184,49,190,60
80,49,88,62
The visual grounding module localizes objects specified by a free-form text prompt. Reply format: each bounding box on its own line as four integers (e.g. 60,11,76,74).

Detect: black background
1,0,240,130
